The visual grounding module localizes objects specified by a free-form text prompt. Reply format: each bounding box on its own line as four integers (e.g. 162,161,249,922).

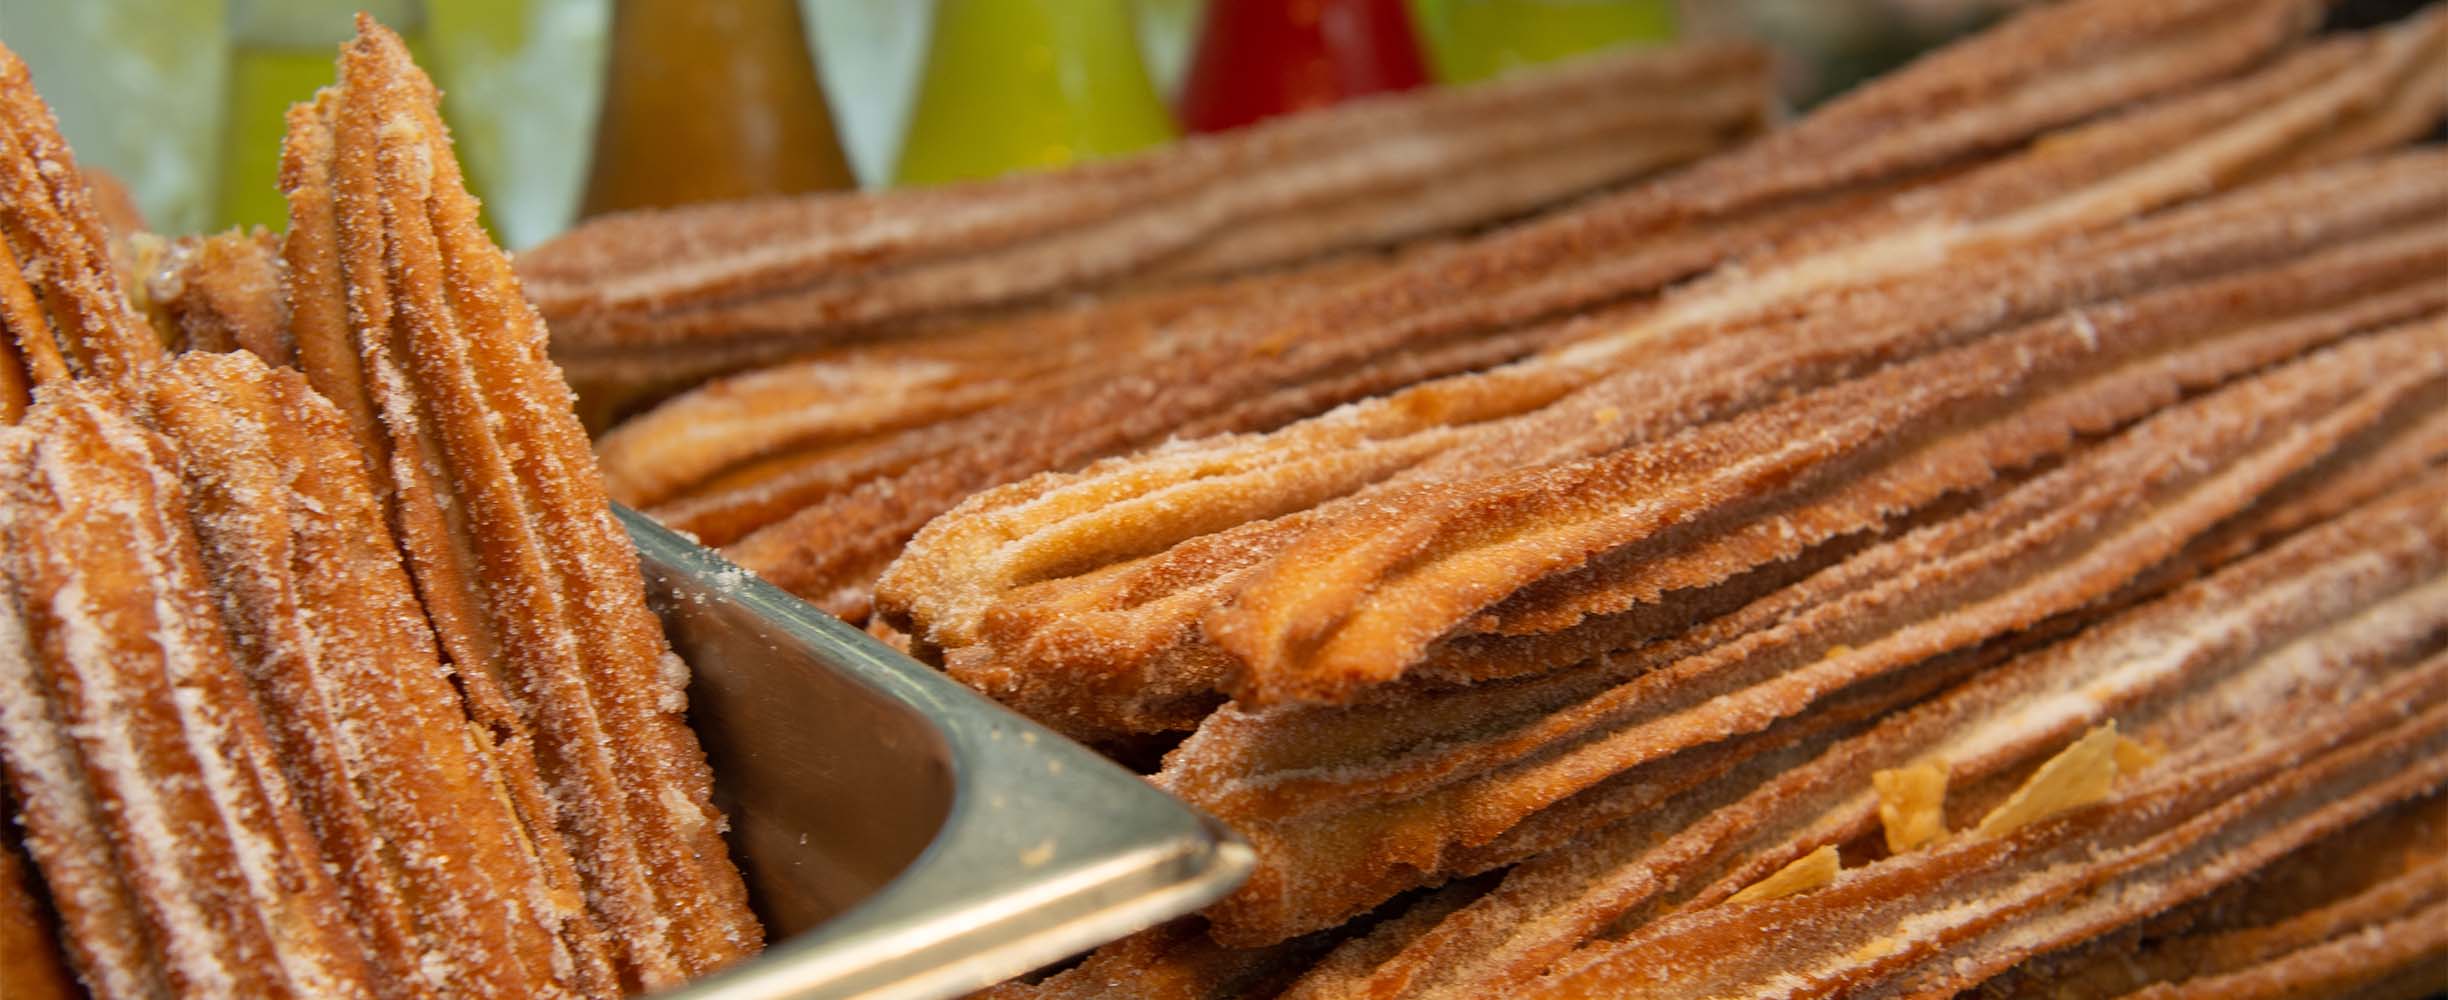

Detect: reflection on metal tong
629,507,1253,1000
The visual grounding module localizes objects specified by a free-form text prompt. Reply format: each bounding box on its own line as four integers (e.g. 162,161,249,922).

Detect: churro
905,4,2448,993
0,388,376,998
701,0,2380,625
524,40,1774,401
0,41,163,422
1008,470,2445,999
1975,792,2448,999
1162,322,2447,943
139,352,622,995
277,19,759,988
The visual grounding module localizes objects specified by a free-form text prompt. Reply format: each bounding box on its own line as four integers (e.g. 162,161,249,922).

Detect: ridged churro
1164,321,2447,943
1974,791,2448,999
277,20,759,988
693,0,2374,626
588,43,1791,608
879,9,2448,740
525,40,1774,404
0,41,163,423
139,352,622,995
0,387,377,998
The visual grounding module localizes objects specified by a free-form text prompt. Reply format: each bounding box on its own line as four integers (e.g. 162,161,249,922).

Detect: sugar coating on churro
276,18,760,989
888,2,2448,995
0,17,762,998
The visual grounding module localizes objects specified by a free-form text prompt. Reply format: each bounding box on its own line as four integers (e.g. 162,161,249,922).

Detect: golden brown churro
673,0,2367,626
879,8,2447,739
587,45,1784,602
985,463,2448,999
1527,670,2448,997
0,40,163,422
1365,473,2447,998
0,388,378,998
0,18,762,997
524,41,1773,397
602,253,1402,517
4,358,639,999
1974,792,2448,1000
1169,320,2448,943
139,352,623,996
278,19,758,989
0,9,773,1000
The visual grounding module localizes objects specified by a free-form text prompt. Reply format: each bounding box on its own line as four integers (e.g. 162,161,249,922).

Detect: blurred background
0,0,2034,249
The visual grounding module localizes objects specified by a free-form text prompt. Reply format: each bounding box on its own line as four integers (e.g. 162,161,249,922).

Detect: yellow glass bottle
893,0,1177,186
1410,0,1677,84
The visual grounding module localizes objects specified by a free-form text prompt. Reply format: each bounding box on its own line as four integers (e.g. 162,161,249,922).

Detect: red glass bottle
1178,0,1431,134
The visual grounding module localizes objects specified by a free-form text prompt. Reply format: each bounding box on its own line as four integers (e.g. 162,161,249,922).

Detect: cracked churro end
1976,723,2124,840
1727,845,1841,905
1874,759,1951,854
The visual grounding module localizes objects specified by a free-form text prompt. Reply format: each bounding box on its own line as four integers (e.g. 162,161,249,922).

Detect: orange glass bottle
580,0,855,217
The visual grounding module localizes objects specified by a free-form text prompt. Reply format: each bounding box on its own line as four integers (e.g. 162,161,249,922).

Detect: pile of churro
859,0,2448,996
0,19,757,999
7,0,2445,995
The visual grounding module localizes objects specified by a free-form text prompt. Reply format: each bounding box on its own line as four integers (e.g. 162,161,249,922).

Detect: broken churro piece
1974,723,2125,840
140,228,292,365
1875,760,1951,854
1726,844,1840,905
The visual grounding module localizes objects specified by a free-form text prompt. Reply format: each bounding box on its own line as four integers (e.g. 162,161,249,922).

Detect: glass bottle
580,0,855,217
893,0,1177,186
1179,0,1430,134
1410,0,1677,84
423,0,607,249
217,0,432,232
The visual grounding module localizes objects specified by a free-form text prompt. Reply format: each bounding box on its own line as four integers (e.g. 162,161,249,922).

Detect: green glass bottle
216,0,433,232
893,0,1177,186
